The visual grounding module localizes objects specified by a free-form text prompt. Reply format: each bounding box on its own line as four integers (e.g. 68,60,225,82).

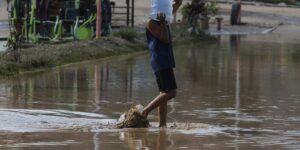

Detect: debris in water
116,104,149,128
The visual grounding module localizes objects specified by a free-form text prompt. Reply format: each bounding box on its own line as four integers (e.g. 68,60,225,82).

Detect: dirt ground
119,0,300,43
220,4,300,18
110,0,300,26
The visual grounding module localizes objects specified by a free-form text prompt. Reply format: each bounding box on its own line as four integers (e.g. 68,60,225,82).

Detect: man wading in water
140,0,182,127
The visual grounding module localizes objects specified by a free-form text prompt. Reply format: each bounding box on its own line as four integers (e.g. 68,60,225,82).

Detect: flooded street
0,32,300,149
0,21,8,51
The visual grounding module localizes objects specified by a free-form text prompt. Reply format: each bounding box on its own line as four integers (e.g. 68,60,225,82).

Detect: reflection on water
2,56,155,114
0,34,300,149
232,35,241,150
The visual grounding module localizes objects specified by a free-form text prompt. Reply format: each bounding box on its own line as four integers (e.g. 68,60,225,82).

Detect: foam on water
0,109,224,135
8,140,79,148
0,108,109,132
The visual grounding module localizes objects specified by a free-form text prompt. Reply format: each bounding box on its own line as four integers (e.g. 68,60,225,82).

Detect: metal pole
126,0,129,26
131,0,134,27
96,0,102,39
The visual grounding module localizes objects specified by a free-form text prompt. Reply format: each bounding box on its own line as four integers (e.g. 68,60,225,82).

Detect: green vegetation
113,28,140,42
181,0,219,18
0,61,20,76
204,1,219,16
181,0,219,35
0,29,147,77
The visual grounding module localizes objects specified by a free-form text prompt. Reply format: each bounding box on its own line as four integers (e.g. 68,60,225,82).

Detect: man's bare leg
158,101,167,127
142,89,176,126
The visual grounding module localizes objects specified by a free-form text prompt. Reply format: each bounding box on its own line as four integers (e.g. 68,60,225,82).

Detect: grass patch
0,32,148,77
113,28,140,41
0,61,20,76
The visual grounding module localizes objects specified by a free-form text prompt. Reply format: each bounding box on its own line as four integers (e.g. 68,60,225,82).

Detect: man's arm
147,13,170,44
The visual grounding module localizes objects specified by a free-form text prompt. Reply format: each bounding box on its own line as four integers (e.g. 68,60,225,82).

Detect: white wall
0,1,8,21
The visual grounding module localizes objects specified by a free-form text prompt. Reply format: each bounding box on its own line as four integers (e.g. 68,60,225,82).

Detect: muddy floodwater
0,33,300,149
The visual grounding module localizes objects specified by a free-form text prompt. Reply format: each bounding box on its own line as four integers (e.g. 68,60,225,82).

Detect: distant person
141,0,182,127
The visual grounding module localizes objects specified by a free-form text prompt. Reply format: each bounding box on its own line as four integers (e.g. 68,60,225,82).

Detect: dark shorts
155,68,177,92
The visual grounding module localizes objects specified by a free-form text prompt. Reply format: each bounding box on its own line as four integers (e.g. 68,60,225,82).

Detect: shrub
0,61,20,76
181,0,218,18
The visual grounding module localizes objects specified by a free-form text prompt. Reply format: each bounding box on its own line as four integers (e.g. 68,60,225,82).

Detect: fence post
131,0,134,27
126,0,130,26
96,0,102,39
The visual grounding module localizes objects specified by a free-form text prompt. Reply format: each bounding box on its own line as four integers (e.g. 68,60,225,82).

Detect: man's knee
160,89,176,99
168,89,176,99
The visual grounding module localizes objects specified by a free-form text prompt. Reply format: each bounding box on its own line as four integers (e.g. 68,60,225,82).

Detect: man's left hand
157,12,166,23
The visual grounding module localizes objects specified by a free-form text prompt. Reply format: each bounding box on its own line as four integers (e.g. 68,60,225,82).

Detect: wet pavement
0,32,299,149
